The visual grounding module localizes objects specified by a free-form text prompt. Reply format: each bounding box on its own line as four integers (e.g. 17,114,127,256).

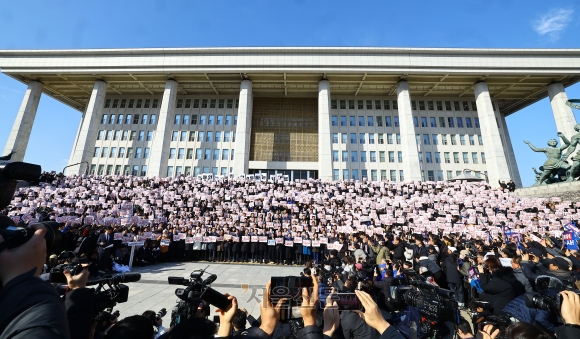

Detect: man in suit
97,228,114,271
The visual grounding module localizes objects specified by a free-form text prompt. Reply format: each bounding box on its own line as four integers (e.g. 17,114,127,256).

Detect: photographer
142,309,167,338
0,221,70,339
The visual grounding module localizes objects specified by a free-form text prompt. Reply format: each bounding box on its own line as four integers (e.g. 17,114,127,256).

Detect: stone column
147,80,178,177
318,80,333,180
232,80,253,175
548,82,577,138
3,81,43,162
495,110,522,187
474,81,511,185
396,80,422,182
67,80,107,175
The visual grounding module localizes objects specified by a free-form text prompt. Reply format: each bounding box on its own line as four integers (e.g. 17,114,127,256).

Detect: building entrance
249,169,318,181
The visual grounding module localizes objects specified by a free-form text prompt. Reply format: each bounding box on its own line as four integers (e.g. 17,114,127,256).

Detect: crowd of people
2,172,580,339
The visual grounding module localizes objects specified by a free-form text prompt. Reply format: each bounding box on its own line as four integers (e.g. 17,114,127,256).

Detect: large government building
1,47,579,186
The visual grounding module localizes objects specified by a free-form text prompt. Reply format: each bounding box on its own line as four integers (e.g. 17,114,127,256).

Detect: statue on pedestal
560,124,580,181
524,134,570,186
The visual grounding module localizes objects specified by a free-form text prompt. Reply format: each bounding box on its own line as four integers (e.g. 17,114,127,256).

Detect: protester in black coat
479,258,522,315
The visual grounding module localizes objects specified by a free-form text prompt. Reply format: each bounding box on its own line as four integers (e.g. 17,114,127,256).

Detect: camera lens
34,221,62,253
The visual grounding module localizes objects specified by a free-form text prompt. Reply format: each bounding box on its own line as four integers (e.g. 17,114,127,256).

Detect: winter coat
444,257,463,285
479,267,521,315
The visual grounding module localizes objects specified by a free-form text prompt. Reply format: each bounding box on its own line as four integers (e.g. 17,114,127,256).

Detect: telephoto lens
156,308,167,320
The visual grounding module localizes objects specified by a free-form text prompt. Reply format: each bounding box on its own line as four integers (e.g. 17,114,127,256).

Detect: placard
242,236,250,242
259,236,268,243
285,240,294,247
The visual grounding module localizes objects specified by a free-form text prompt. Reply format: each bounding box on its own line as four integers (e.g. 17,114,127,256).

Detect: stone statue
560,124,580,181
524,134,570,186
0,150,16,161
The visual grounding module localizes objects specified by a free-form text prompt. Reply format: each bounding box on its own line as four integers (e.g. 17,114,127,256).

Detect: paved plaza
114,262,301,324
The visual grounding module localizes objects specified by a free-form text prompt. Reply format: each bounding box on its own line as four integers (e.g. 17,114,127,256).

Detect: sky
0,0,579,186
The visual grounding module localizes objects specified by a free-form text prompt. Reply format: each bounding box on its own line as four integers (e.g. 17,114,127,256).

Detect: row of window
100,114,157,125
167,166,231,177
104,98,241,110
330,133,483,146
104,98,159,109
90,164,148,177
97,130,153,142
331,169,487,182
331,99,487,112
93,147,150,159
330,115,480,129
169,148,234,161
330,150,486,164
414,134,483,146
173,114,238,125
418,152,486,164
171,131,236,143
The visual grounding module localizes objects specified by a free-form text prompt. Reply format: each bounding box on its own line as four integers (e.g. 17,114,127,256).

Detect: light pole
62,161,89,175
463,168,488,183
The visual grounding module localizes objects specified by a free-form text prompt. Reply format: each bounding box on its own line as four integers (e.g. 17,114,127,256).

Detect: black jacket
556,325,580,339
479,267,520,315
444,257,463,285
392,243,405,262
63,288,96,339
0,269,70,339
341,310,380,339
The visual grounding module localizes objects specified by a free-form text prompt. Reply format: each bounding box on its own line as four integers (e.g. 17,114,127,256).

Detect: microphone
202,274,217,285
87,273,141,286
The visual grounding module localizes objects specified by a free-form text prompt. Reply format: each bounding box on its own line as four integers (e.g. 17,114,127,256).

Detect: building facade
1,47,579,186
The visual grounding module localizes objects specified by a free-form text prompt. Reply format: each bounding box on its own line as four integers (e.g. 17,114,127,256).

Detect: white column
474,81,511,185
396,80,422,182
3,81,43,162
233,80,253,175
548,82,577,139
496,112,522,187
147,80,178,177
318,80,333,180
67,81,107,175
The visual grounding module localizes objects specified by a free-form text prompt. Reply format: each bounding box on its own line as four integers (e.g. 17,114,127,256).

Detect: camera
156,308,167,321
168,266,230,327
524,275,580,313
0,161,41,210
89,273,141,312
49,261,84,283
0,220,62,254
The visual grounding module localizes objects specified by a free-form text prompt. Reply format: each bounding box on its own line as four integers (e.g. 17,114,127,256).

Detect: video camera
525,276,580,314
168,266,230,327
90,273,141,311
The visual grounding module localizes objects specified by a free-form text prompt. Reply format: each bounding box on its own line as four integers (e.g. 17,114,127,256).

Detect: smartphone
324,293,362,311
200,287,232,310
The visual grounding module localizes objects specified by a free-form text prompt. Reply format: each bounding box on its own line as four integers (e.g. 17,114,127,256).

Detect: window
340,116,347,126
134,147,142,159
411,101,416,110
428,101,434,110
360,151,367,162
472,152,478,164
93,147,100,157
341,133,347,144
167,166,173,177
359,133,365,144
332,116,338,126
399,170,404,181
218,99,225,108
331,100,337,109
366,100,372,110
438,117,445,127
138,131,145,141
378,134,384,144
195,148,202,160
210,99,216,108
474,118,480,128
370,151,376,162
452,101,460,111
447,171,453,179
388,151,395,163
340,100,346,109
413,117,419,127
121,131,128,141
394,116,399,127
447,117,455,127
430,117,436,127
217,115,223,125
117,114,124,124
139,114,147,125
200,115,207,125
444,152,450,163
142,147,149,159
349,100,355,110
169,148,176,159
350,116,356,126
469,135,475,145
130,131,137,141
385,116,392,127
103,130,111,140
379,151,386,162
232,132,236,142
224,131,231,142
396,134,401,144
425,152,432,163
423,134,430,145
222,149,229,160
397,151,403,163
101,147,108,158
443,101,451,111
421,117,427,127
384,100,390,110
332,133,338,144
456,117,464,128
342,151,348,162
358,116,364,126
140,165,147,176
367,116,374,126
435,152,441,163
183,115,190,125
392,100,398,110
369,134,375,144
371,169,378,181
214,131,221,142
127,147,133,158
478,135,483,145
462,101,469,111
120,99,127,108
101,114,108,124
376,116,383,127
147,131,153,141
415,134,421,145
350,133,357,144
375,100,381,110
104,99,111,108
332,151,339,162
451,134,457,145
442,134,448,145
352,169,359,181
357,100,363,109
171,131,178,141
419,101,425,110
97,130,104,140
143,99,151,108
194,166,200,176
465,117,473,128
177,148,184,159
132,114,140,124
204,149,211,160
223,115,231,125
432,134,438,145
186,148,194,159
460,135,466,145
109,114,116,124
114,165,121,175
206,131,213,142
125,114,132,125
481,152,486,164
208,115,215,125
418,152,423,163
472,101,477,111
213,149,219,160
436,101,443,110
453,152,460,163
462,152,469,163
351,151,358,162
119,147,125,158
427,170,435,181
113,130,120,141
226,99,233,108
106,165,113,175
343,169,349,180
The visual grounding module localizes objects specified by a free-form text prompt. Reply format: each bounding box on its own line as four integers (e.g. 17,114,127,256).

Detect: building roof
0,47,579,114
